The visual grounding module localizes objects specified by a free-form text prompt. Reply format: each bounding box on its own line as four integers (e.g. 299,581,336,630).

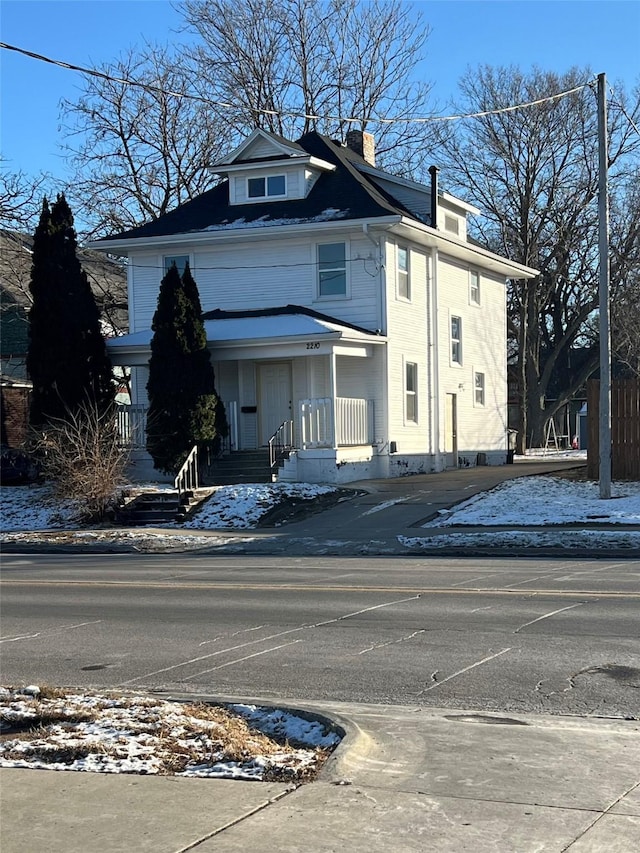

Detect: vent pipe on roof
428,166,439,229
346,130,376,166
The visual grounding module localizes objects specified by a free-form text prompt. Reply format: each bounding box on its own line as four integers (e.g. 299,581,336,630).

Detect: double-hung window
474,371,485,406
451,315,462,365
164,255,190,275
405,361,418,422
317,242,347,297
397,245,410,300
247,174,286,199
470,269,480,305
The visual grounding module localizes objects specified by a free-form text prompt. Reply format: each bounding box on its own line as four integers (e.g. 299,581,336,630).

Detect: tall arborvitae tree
146,262,225,474
27,195,114,427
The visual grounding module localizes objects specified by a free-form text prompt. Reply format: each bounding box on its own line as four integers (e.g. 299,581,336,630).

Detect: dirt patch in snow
256,487,362,527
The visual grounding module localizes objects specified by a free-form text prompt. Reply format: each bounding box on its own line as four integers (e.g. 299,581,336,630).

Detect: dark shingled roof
97,132,421,243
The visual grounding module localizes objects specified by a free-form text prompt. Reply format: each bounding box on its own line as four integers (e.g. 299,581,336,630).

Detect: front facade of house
96,129,537,484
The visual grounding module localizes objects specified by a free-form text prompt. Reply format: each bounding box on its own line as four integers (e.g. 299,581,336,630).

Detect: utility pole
597,72,612,499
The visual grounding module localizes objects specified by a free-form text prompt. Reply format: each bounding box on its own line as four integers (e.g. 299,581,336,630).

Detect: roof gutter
87,216,403,253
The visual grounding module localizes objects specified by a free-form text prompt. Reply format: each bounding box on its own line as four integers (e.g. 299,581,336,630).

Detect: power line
1,40,594,125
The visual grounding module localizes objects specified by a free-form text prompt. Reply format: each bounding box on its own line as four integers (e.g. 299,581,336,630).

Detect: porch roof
106,305,385,362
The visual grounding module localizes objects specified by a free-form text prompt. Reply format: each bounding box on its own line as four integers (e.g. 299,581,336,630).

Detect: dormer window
247,174,287,199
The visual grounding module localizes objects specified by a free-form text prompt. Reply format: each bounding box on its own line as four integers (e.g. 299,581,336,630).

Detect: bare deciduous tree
0,161,52,231
62,0,434,234
435,66,640,449
62,44,234,236
182,0,434,172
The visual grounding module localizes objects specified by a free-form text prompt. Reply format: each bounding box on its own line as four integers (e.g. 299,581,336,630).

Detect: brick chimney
345,130,376,166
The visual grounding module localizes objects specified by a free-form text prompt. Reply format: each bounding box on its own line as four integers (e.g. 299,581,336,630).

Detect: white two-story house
94,128,537,484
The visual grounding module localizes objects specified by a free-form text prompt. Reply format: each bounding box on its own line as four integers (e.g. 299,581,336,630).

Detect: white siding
436,255,506,455
128,231,381,334
384,238,431,455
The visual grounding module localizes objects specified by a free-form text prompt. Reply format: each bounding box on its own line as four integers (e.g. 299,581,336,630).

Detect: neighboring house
92,129,537,484
0,229,129,445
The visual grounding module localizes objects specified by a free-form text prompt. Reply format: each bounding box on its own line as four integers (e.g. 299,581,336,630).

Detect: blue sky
1,0,639,183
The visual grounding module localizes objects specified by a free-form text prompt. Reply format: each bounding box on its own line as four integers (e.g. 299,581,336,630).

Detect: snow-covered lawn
0,686,341,782
427,476,640,527
0,482,337,533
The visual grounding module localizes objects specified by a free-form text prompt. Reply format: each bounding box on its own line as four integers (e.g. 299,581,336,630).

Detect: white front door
258,362,292,445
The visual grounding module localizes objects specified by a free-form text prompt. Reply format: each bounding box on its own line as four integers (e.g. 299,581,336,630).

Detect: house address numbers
306,341,321,349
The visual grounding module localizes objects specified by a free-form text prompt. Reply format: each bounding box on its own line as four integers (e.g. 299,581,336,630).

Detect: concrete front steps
115,488,213,525
202,450,274,485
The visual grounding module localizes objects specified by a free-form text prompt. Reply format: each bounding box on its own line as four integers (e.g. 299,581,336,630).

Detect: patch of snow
203,208,349,232
400,530,640,550
0,484,82,531
423,477,640,528
183,483,336,529
0,689,341,781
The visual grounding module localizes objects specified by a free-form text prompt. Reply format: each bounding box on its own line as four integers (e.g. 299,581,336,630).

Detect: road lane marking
417,648,512,694
0,619,102,643
1,580,637,598
183,640,304,680
121,594,421,685
514,602,588,634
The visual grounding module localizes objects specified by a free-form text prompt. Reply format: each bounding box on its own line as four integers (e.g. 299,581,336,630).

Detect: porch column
329,350,338,450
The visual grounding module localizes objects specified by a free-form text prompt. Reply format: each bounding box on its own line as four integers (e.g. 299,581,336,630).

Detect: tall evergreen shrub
146,263,225,474
27,195,114,426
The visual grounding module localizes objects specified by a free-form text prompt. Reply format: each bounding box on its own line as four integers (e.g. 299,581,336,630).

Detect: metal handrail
174,444,199,500
268,420,294,470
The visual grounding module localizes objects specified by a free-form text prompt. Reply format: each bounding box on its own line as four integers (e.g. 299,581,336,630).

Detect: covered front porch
109,305,386,483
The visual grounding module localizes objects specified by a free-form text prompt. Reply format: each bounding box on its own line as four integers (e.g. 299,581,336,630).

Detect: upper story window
317,242,347,297
247,174,287,199
164,255,189,275
470,269,480,305
451,315,462,365
397,245,410,300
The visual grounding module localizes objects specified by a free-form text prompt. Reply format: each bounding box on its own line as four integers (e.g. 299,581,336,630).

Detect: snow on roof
107,311,379,351
203,208,349,232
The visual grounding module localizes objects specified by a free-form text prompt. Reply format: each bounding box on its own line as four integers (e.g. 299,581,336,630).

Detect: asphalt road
2,553,639,718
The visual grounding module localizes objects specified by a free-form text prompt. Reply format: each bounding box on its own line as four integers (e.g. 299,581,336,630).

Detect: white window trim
161,253,193,277
450,313,463,367
315,240,350,301
469,269,481,306
397,244,411,301
404,358,419,425
473,369,486,407
246,173,288,201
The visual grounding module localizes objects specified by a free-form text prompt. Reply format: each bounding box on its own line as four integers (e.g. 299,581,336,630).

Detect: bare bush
30,401,129,522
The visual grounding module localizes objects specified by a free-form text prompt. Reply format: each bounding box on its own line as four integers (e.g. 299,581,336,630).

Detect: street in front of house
1,551,639,852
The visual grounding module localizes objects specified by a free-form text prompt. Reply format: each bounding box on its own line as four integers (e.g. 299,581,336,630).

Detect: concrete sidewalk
2,701,639,852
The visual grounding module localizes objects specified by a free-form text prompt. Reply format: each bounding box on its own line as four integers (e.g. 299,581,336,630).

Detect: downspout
426,254,434,457
363,222,387,465
431,247,441,468
428,166,441,467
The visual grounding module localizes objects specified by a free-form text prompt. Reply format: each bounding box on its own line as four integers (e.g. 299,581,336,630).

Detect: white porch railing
300,397,374,448
116,404,147,448
116,401,238,451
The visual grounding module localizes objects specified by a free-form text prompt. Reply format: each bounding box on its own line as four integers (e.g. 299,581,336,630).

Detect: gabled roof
96,132,417,244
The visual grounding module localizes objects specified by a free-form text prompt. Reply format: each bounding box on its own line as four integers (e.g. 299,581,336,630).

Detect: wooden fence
587,379,640,480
